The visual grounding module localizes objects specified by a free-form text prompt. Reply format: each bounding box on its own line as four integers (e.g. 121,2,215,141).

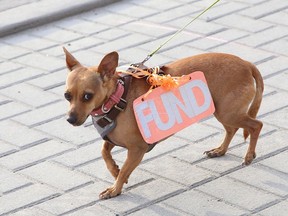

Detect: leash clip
141,55,151,65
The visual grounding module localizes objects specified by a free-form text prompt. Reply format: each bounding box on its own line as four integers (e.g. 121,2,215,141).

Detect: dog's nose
67,115,77,125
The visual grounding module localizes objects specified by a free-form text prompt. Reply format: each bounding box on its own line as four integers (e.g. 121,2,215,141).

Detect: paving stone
0,140,17,157
161,45,203,60
131,0,181,11
60,36,104,52
0,120,48,148
264,71,288,92
120,20,175,38
260,150,288,174
0,42,31,59
0,100,30,121
210,42,273,64
93,28,129,41
91,33,152,53
27,69,67,90
127,178,184,203
228,164,288,197
197,176,279,211
67,204,116,216
262,11,288,26
243,0,269,4
257,56,288,77
55,17,109,35
169,18,226,36
13,52,65,72
0,168,32,194
139,155,217,186
260,38,288,56
145,4,203,24
200,1,249,21
261,107,288,129
0,61,23,75
11,207,55,216
0,139,72,171
53,141,104,168
30,25,84,43
238,26,288,48
0,67,44,89
258,89,288,117
83,11,133,27
258,200,288,216
164,189,247,216
128,203,190,216
19,161,93,192
239,0,288,19
197,154,243,174
106,2,159,18
215,14,272,33
175,123,220,143
0,83,60,108
0,184,59,215
188,36,226,50
210,28,249,42
100,178,184,214
13,100,66,127
36,182,110,215
35,118,99,146
1,34,57,51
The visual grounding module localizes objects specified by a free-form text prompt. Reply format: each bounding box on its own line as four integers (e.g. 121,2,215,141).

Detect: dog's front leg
99,144,147,199
101,141,120,179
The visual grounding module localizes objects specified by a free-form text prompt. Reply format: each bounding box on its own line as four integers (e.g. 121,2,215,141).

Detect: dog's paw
242,152,256,166
204,148,226,158
99,186,121,199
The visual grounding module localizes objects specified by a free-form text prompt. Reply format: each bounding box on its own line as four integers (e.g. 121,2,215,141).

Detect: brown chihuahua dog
64,48,263,199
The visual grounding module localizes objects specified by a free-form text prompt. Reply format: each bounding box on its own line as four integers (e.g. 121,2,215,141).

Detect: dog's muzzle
67,113,78,125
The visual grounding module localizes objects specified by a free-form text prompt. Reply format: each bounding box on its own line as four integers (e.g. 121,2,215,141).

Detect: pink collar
90,80,124,116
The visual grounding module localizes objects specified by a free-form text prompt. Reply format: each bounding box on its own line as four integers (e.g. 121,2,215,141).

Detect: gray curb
0,0,120,37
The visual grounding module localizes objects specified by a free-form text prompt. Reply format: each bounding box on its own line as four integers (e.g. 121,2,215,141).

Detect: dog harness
90,72,157,152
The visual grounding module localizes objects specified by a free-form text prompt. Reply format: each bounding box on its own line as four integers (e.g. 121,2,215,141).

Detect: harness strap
96,76,130,128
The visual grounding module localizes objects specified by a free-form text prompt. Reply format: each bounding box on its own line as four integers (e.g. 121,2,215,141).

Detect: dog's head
63,48,119,126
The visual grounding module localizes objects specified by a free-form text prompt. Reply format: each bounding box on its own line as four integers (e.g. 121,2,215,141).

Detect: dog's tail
243,64,264,140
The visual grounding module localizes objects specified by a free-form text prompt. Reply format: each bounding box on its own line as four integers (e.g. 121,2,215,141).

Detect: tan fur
64,48,264,199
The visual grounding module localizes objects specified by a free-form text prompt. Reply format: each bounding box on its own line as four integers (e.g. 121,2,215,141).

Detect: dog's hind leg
205,114,262,165
204,125,238,157
239,116,263,165
101,141,120,180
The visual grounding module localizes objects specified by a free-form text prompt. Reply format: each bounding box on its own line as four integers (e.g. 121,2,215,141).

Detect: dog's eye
64,92,72,101
83,93,93,101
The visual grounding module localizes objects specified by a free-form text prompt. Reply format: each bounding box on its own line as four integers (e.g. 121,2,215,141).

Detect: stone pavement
0,0,287,215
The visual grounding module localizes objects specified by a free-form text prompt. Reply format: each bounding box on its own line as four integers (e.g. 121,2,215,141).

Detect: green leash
141,0,221,64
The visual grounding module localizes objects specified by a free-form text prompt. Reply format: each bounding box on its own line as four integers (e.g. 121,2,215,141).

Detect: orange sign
133,71,215,144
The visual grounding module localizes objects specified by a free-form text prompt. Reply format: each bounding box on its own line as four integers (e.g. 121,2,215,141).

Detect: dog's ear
63,47,81,71
98,51,119,81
